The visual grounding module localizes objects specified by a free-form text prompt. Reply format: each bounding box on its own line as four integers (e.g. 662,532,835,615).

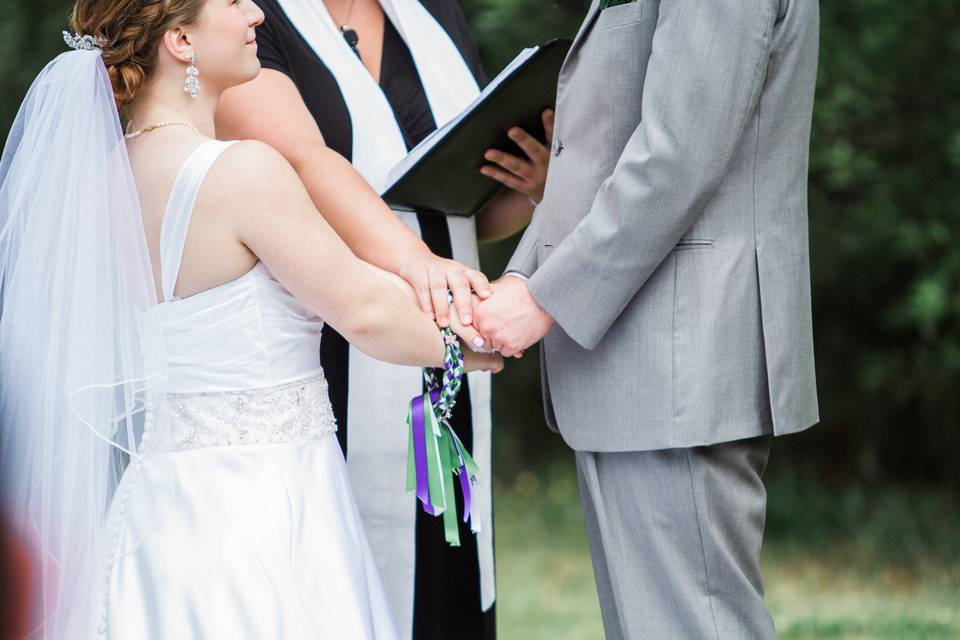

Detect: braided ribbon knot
405,326,479,546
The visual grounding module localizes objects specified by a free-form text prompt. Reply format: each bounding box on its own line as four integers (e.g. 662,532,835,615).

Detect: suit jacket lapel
560,0,603,77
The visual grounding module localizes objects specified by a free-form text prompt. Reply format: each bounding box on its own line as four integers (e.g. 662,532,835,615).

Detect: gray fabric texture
575,436,776,639
505,0,821,452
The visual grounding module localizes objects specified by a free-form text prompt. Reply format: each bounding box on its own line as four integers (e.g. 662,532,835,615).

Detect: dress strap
159,139,240,302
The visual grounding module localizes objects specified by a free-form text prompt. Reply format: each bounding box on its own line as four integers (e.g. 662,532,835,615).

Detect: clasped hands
450,275,555,360
401,107,556,367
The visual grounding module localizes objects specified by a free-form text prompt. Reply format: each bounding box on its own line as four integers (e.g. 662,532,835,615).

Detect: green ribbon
406,388,480,547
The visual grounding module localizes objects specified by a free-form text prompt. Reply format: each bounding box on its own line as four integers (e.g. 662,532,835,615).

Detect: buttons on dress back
97,454,147,637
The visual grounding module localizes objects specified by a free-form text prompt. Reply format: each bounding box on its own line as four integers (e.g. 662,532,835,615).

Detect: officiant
216,0,551,638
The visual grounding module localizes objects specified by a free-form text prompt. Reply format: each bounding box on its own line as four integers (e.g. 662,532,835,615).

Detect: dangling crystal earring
184,54,200,98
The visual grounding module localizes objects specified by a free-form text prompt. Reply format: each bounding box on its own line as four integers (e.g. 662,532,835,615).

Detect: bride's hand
447,292,495,352
448,303,504,373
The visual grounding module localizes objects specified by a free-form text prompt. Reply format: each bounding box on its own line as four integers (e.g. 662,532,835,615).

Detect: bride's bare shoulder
204,139,306,210
217,139,297,183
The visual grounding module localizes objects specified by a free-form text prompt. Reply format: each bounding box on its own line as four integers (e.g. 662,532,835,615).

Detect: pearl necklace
124,120,201,139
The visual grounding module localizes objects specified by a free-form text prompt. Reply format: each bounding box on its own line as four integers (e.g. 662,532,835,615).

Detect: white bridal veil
0,44,158,637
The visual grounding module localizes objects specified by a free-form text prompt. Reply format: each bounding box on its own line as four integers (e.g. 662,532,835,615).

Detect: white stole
273,0,494,634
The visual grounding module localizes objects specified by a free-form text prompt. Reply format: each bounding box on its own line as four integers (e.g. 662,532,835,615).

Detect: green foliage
0,0,73,140
801,1,960,490
462,0,585,71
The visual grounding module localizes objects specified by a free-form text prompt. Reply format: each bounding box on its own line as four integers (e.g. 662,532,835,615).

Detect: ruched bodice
139,261,324,394
137,140,324,396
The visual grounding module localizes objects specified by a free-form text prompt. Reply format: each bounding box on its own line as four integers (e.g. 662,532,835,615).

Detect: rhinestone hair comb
63,31,107,51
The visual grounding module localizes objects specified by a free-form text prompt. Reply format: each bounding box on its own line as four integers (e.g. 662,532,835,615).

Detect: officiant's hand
399,254,492,329
481,108,554,204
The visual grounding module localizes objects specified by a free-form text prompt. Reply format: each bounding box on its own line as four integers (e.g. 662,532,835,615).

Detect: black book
381,39,572,216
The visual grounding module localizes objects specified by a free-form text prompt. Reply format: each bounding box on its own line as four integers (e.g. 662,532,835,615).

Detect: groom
474,0,820,637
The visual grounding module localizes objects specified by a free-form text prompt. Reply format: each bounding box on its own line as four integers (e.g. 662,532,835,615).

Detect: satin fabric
139,262,325,394
104,434,397,639
95,140,398,638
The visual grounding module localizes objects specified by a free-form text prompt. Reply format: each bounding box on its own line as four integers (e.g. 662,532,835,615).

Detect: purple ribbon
410,384,476,536
410,394,434,515
448,404,475,526
458,465,472,524
411,389,443,516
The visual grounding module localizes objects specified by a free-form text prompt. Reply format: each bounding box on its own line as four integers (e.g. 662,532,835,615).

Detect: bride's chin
236,63,261,87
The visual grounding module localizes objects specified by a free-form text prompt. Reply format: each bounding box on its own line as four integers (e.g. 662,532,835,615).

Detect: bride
0,0,502,638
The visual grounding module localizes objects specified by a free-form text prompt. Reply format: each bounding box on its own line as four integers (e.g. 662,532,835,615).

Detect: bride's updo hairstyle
71,0,205,110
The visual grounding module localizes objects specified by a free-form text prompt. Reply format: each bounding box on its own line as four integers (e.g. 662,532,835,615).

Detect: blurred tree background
2,0,959,637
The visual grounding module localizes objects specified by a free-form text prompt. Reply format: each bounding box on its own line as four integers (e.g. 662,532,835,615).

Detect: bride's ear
160,26,196,65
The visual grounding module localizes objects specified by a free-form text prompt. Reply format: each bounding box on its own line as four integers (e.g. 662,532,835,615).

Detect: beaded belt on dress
140,374,337,453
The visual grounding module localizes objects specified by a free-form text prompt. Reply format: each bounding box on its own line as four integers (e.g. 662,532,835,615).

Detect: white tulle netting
0,48,159,638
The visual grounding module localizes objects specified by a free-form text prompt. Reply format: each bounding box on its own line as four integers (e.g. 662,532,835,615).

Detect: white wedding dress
97,139,398,639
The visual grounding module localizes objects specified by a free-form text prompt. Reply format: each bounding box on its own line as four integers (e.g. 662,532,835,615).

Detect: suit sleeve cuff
526,240,625,351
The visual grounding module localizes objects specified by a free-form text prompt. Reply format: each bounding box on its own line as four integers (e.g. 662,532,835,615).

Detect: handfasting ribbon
405,326,479,546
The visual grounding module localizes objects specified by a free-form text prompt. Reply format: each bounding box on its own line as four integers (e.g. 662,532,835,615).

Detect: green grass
494,466,602,640
493,463,960,639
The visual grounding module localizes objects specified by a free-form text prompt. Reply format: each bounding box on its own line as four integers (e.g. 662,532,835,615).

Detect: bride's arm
216,70,490,328
214,140,501,372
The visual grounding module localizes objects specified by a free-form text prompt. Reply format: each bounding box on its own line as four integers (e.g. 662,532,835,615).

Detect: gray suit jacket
507,0,820,451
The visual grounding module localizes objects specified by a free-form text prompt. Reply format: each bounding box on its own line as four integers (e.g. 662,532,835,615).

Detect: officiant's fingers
484,148,532,179
508,127,549,166
408,270,434,318
428,264,452,327
466,269,492,299
542,109,555,146
480,164,525,192
446,272,474,325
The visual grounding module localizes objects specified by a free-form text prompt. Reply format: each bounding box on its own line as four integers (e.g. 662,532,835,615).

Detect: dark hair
71,0,206,110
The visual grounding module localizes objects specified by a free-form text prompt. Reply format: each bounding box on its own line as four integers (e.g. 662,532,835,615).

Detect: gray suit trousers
576,436,776,639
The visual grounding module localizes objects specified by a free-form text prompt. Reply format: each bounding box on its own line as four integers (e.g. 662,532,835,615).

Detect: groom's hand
474,277,554,358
